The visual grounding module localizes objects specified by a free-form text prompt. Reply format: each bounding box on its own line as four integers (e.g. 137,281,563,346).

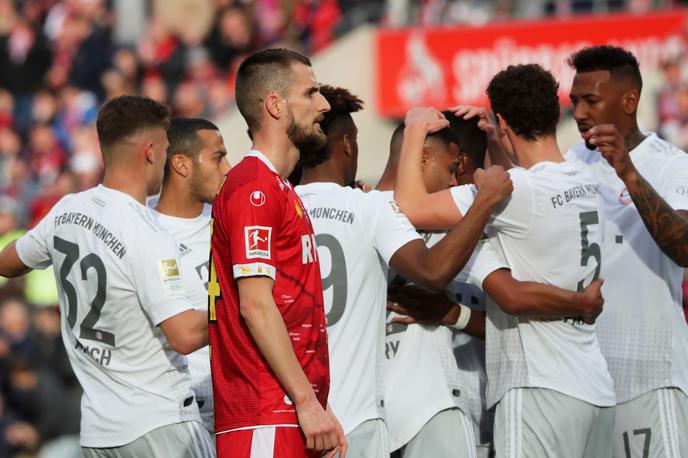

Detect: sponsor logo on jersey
618,188,632,205
245,226,271,259
179,243,192,257
158,259,184,294
283,394,294,405
677,185,688,196
249,190,266,207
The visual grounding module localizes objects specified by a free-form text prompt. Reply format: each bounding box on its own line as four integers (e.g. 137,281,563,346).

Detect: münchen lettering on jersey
307,207,355,224
550,183,601,209
55,211,127,259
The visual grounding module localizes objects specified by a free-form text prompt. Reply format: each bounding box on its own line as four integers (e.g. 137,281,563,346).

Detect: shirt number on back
577,210,601,291
315,234,347,327
54,236,114,346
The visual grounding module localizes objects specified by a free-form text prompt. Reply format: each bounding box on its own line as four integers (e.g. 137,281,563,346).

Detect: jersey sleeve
659,154,688,211
225,181,281,280
368,192,423,265
455,238,509,288
131,231,194,326
15,204,59,269
449,170,534,238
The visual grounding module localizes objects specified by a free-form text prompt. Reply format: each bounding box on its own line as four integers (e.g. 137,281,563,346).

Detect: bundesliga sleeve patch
245,226,272,259
158,258,184,295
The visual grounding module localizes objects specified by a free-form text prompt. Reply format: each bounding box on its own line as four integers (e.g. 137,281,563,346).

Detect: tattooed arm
585,125,688,267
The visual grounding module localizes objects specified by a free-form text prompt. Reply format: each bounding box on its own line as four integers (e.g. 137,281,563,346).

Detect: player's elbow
239,297,268,324
412,271,448,293
167,333,202,355
493,290,523,316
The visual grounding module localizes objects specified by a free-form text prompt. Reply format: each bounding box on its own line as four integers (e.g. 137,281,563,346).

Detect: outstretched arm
0,241,32,278
585,125,688,267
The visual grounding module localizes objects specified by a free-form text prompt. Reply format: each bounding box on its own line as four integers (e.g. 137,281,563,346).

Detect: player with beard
149,118,231,436
295,86,513,457
395,65,617,457
208,49,346,458
567,45,688,457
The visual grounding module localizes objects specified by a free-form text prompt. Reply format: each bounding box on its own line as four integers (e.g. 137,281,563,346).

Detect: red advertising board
376,10,688,117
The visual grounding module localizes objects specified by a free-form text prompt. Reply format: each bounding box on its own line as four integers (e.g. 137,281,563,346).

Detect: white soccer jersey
15,185,201,447
452,161,616,409
295,183,421,435
151,204,214,433
384,233,505,451
567,133,688,403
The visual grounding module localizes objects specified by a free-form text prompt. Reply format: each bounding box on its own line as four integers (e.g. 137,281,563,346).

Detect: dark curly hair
299,85,364,169
486,64,559,141
568,45,642,91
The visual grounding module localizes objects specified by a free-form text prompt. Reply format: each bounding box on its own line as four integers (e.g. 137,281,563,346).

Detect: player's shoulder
221,156,284,201
566,141,599,164
644,133,688,161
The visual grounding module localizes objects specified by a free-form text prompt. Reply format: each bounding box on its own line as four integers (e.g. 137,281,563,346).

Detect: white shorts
494,388,614,458
397,408,477,458
82,421,214,458
613,388,688,458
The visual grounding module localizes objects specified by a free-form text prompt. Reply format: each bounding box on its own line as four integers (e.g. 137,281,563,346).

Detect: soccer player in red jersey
208,48,347,458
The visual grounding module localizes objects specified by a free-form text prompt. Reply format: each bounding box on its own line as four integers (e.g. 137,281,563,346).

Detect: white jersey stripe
659,390,673,457
668,390,681,458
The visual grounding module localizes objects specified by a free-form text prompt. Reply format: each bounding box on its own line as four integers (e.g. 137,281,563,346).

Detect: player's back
453,160,616,408
296,183,420,434
22,185,199,447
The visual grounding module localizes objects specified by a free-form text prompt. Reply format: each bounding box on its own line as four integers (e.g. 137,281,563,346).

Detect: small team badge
245,226,271,259
618,188,632,205
250,190,266,207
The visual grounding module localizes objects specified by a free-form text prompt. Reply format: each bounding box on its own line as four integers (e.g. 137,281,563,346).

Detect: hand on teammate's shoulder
473,166,514,205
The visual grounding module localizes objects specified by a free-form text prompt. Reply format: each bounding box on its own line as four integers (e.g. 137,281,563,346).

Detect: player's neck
510,135,563,169
251,131,299,178
300,161,347,187
102,169,148,204
375,164,397,191
624,124,646,152
157,182,204,218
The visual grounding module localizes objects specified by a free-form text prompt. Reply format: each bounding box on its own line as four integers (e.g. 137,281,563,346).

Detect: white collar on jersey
245,150,278,174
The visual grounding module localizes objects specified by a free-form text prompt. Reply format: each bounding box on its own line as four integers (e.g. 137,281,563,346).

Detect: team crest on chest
618,188,632,206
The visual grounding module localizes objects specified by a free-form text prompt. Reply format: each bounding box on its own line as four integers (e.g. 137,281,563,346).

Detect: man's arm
237,276,339,453
386,285,486,339
395,107,513,230
0,241,32,278
483,270,604,322
389,187,505,291
159,310,208,355
452,105,516,170
586,124,688,267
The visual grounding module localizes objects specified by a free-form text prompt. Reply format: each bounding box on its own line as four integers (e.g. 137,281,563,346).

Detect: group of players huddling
0,43,687,458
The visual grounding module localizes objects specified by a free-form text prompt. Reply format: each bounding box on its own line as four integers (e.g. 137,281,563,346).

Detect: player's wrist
449,304,471,330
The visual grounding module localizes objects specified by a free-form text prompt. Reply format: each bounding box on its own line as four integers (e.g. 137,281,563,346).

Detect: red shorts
216,426,320,458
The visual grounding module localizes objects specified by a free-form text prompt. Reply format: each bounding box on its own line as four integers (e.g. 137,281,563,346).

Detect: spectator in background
659,84,688,151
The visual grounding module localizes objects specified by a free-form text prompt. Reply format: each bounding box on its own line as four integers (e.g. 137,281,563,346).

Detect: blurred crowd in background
0,0,687,456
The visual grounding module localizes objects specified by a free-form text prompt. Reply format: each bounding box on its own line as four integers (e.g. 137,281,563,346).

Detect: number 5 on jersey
208,219,220,322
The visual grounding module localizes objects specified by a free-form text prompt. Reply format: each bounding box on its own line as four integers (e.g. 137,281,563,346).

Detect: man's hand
473,166,513,205
295,398,339,453
404,107,449,134
386,284,457,325
583,125,636,181
579,278,604,324
450,105,501,140
323,404,347,458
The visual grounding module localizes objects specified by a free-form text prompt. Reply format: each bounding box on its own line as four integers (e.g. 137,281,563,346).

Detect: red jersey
209,151,330,433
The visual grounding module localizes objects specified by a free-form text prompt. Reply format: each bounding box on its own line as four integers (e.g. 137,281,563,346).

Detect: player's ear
265,92,282,120
622,89,639,115
144,141,155,164
457,152,468,175
171,153,191,178
420,149,430,170
496,113,509,133
343,134,352,156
